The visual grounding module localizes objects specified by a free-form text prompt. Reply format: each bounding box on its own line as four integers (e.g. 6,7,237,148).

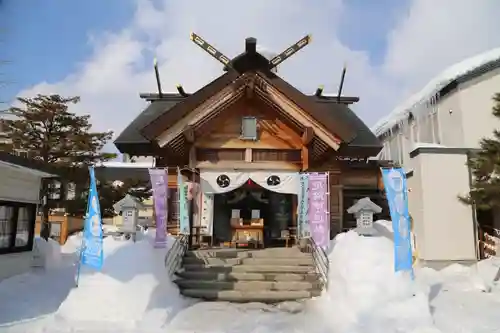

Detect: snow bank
313,230,439,333
33,237,61,269
53,231,191,329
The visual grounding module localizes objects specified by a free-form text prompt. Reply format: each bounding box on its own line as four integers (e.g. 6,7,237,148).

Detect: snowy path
1,228,500,332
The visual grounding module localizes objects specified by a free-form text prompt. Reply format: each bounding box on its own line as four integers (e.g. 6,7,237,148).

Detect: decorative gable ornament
346,197,382,236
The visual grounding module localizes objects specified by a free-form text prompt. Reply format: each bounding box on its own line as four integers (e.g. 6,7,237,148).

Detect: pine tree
460,93,500,210
0,94,117,238
0,94,116,164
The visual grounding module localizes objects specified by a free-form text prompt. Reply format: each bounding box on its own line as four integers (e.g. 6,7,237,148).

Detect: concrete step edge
175,271,321,282
181,265,315,273
180,289,321,303
173,279,322,291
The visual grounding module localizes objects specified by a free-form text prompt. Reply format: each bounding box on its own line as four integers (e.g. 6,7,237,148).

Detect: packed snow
1,222,500,332
372,47,500,136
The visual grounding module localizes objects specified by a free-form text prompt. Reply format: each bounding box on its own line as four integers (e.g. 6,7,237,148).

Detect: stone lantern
113,194,145,241
347,197,382,236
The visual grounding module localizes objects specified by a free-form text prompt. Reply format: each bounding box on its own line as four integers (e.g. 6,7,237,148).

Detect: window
241,116,257,140
48,181,61,200
15,151,28,159
66,182,76,200
0,201,36,254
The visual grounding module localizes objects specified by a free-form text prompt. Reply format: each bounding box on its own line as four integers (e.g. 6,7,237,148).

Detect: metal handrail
303,237,330,290
164,234,189,277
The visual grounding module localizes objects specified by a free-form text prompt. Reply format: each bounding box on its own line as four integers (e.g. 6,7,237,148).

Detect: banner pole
75,239,84,287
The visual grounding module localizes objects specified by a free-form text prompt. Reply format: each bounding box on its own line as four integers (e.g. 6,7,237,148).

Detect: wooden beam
274,119,302,147
245,78,255,99
256,82,342,150
302,126,314,145
183,126,195,143
302,145,309,170
188,145,196,168
156,83,246,147
196,160,300,171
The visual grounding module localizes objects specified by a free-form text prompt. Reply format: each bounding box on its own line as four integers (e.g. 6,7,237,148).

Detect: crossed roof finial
189,32,312,72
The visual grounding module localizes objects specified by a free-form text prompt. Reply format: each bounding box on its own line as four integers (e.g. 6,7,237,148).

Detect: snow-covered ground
1,222,500,333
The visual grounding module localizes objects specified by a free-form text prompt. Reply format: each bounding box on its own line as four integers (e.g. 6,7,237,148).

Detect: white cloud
384,0,500,90
16,0,500,155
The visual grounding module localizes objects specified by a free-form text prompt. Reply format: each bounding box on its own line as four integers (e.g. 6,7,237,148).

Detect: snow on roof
412,142,448,150
372,47,500,137
347,197,382,214
98,161,155,168
0,160,56,178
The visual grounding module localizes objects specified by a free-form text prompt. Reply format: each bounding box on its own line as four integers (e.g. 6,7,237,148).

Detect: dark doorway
212,180,295,247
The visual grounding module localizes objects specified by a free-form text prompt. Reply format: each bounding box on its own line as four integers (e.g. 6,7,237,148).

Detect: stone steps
185,248,311,259
182,256,314,266
175,247,323,303
174,279,320,291
180,289,322,303
182,264,315,274
176,271,320,282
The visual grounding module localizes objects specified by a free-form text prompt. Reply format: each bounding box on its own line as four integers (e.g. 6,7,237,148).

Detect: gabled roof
114,93,381,156
0,151,59,178
114,43,382,157
113,194,145,212
347,197,382,214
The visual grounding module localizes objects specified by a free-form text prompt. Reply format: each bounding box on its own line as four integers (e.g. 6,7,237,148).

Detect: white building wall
0,165,42,203
0,163,48,281
433,92,465,147
378,68,500,163
411,151,476,261
376,64,500,263
459,67,500,148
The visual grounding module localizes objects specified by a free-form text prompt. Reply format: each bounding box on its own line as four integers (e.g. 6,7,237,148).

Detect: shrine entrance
212,179,295,248
199,170,300,248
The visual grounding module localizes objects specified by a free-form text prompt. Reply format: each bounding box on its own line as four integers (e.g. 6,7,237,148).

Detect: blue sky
2,0,500,140
1,0,408,106
1,0,135,103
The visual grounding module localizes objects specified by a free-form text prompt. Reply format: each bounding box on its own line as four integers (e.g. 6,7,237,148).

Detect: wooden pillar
329,169,343,238
301,127,313,171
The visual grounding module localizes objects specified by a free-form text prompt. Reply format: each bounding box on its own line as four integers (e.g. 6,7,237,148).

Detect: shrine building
113,34,390,248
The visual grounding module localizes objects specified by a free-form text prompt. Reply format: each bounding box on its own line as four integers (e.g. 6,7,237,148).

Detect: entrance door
212,190,295,247
213,186,270,245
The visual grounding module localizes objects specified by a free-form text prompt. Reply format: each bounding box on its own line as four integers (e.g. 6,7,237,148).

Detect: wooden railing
164,234,189,277
479,225,500,259
303,237,329,290
35,215,84,244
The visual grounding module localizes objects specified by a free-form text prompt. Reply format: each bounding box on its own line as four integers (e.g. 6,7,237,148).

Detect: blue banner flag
381,167,414,278
76,166,104,285
297,173,309,239
178,169,190,235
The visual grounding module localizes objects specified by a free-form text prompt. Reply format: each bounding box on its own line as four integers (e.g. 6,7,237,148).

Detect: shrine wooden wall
195,99,303,151
311,157,386,237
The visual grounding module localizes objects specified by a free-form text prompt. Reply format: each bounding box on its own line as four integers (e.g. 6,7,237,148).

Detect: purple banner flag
149,168,169,248
308,173,330,250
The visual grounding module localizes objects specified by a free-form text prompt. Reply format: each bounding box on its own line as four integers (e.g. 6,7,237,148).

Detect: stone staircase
173,247,323,303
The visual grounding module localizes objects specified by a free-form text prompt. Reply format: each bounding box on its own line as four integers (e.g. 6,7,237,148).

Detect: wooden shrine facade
113,34,388,241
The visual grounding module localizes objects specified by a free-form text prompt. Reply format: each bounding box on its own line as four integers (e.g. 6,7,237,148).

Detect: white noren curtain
200,171,300,194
